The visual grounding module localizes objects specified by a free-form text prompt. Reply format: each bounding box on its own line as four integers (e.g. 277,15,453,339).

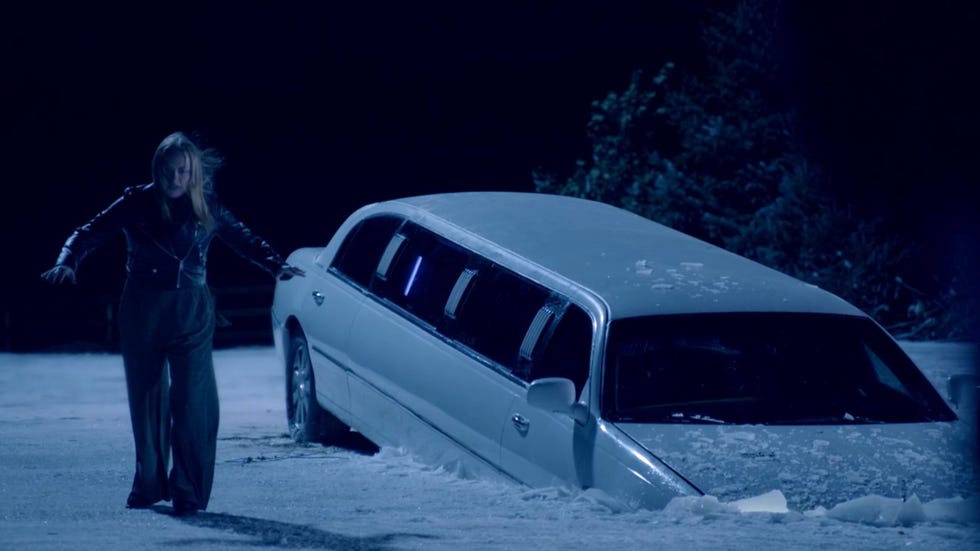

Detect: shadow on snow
153,506,435,550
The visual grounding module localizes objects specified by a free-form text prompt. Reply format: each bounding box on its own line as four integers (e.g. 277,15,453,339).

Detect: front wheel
286,333,348,444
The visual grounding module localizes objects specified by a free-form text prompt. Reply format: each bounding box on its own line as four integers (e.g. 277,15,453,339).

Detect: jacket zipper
139,226,199,289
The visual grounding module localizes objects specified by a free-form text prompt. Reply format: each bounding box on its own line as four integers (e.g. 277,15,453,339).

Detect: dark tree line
534,0,976,340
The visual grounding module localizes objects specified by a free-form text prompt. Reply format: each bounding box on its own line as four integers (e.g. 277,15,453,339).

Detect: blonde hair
151,131,221,229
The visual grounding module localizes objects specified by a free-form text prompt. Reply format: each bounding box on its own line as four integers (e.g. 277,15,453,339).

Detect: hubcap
291,343,310,433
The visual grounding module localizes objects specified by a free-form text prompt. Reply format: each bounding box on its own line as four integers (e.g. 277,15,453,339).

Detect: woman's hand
276,265,306,281
40,265,76,285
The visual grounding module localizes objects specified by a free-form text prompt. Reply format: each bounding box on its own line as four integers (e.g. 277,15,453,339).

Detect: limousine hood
614,421,976,511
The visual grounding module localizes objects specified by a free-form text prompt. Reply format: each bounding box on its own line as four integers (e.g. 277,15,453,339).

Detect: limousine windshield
603,313,956,425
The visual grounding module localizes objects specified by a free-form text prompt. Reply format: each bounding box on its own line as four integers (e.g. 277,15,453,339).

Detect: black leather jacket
55,183,287,290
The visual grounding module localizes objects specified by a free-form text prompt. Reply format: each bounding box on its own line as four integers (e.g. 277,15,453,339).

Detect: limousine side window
531,304,592,396
377,224,470,327
331,215,403,287
451,265,550,374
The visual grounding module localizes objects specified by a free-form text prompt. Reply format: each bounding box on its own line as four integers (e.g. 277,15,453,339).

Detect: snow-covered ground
0,342,977,550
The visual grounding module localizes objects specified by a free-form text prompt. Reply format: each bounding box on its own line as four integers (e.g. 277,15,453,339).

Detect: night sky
2,1,977,349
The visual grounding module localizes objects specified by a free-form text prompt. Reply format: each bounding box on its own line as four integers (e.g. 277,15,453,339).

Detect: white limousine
271,192,968,511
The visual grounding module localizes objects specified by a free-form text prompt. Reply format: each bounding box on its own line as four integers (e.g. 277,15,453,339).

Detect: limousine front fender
271,248,322,366
590,420,702,509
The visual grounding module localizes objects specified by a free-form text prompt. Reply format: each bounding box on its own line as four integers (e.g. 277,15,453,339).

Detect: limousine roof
365,192,863,319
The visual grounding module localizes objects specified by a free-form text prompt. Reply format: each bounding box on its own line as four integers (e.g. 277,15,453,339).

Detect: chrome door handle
312,290,325,306
511,414,529,435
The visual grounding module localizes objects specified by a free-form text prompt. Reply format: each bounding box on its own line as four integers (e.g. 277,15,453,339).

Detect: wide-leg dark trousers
118,283,218,511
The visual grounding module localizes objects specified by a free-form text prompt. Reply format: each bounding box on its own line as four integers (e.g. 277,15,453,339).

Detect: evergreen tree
535,0,970,339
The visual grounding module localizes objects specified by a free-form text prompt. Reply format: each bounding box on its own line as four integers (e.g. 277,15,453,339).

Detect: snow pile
822,494,980,526
662,490,979,527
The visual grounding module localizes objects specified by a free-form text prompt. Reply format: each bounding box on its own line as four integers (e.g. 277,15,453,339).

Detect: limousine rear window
603,313,956,425
331,215,403,287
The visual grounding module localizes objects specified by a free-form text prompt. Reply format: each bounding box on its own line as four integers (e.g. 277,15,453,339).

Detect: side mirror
527,377,589,425
947,373,979,409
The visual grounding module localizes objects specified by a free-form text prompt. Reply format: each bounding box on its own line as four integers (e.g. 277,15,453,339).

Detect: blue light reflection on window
404,256,422,296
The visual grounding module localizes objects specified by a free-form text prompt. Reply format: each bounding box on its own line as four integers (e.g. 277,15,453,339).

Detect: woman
41,131,304,516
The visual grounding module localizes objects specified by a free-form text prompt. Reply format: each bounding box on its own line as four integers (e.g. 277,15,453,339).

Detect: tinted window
451,266,549,373
331,216,402,287
603,313,956,425
339,217,588,391
378,225,470,327
531,304,592,395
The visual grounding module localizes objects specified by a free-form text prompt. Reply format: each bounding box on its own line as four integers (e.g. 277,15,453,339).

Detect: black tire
286,333,349,444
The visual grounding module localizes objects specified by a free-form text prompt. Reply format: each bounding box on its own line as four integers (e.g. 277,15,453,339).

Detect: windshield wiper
665,412,726,424
767,414,885,425
616,407,732,423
